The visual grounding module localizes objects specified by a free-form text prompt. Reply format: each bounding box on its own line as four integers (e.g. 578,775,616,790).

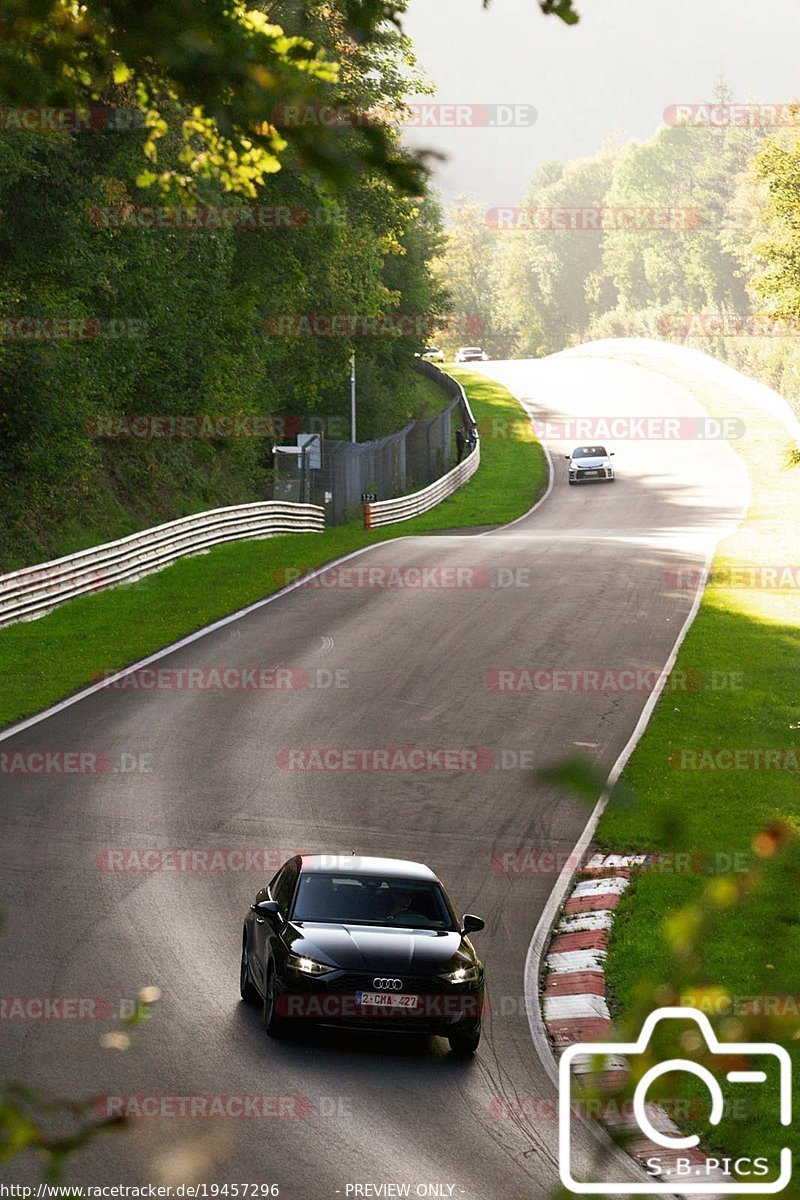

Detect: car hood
288,923,464,972
573,456,609,467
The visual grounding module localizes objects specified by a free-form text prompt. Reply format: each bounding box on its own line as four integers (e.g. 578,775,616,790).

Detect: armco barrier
0,501,324,629
363,365,480,529
364,444,480,528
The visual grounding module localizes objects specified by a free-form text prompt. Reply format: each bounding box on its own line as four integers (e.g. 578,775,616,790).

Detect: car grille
324,973,444,994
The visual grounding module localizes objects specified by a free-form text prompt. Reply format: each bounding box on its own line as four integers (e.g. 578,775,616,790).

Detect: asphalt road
0,348,750,1198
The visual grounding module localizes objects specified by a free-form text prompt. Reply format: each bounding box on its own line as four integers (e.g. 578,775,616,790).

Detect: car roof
299,854,438,881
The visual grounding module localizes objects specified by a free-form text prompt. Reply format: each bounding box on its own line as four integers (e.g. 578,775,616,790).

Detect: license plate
356,992,419,1008
583,470,601,477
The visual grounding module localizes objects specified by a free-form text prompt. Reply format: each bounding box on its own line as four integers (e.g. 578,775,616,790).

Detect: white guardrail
364,444,480,529
0,501,325,629
364,367,480,529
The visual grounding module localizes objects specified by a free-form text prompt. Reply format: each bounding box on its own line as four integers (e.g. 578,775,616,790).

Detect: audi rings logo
373,978,403,991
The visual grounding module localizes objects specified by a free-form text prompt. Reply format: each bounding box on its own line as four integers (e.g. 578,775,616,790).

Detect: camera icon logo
559,1006,792,1194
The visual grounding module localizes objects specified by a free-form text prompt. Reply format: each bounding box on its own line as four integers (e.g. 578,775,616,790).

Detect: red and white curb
541,851,728,1188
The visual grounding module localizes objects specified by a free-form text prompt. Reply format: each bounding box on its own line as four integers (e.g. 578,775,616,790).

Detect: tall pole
350,350,357,443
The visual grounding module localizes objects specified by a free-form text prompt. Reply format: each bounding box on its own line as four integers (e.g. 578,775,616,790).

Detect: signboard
361,492,379,503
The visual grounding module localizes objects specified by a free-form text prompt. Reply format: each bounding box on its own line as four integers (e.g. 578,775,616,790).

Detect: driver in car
388,890,418,921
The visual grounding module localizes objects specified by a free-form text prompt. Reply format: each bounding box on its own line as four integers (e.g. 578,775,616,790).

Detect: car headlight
287,953,335,977
440,963,482,984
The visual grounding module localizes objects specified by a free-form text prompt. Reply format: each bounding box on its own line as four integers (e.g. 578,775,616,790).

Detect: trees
0,2,449,568
0,0,419,195
480,146,620,358
0,0,580,198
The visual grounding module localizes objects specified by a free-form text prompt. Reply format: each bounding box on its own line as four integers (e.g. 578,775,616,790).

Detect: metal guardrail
363,364,480,529
414,358,478,429
363,444,480,529
0,501,325,629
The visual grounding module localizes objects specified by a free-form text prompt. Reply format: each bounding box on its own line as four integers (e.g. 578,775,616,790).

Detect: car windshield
572,446,607,458
424,347,439,354
291,872,457,929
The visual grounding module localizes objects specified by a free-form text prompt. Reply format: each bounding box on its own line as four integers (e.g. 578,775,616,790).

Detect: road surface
0,347,750,1198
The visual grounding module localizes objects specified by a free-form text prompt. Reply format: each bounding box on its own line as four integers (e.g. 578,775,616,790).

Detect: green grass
0,369,547,729
593,359,800,1189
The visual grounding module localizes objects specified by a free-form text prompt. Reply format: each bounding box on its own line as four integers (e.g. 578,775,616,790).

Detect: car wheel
448,1022,481,1057
568,480,576,486
262,963,286,1037
240,934,258,1004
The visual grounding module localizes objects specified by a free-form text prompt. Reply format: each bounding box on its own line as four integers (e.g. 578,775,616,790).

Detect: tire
240,934,258,1004
262,963,287,1037
448,1023,481,1057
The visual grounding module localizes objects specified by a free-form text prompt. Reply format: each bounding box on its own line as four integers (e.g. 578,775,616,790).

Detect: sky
400,0,800,210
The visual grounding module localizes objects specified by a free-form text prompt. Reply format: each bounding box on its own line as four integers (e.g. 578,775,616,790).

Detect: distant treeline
436,85,800,421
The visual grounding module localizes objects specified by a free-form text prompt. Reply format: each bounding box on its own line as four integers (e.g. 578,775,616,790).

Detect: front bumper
569,468,613,482
275,971,484,1033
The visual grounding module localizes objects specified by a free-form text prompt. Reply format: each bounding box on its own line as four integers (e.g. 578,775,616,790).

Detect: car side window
270,860,299,915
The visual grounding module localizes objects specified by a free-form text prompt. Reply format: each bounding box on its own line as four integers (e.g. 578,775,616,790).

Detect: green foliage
439,83,800,421
0,0,428,195
0,29,446,570
595,371,800,1182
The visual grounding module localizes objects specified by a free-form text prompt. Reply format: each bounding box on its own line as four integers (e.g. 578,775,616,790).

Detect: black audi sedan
240,854,486,1055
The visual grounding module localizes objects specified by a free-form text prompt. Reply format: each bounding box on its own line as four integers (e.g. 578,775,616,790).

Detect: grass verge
0,369,547,729
594,357,800,1186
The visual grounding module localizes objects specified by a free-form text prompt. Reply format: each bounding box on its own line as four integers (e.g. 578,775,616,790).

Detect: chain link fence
303,362,474,524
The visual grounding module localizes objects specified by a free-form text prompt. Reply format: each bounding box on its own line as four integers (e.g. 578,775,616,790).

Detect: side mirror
461,913,485,935
252,899,281,923
564,455,571,461
610,452,615,457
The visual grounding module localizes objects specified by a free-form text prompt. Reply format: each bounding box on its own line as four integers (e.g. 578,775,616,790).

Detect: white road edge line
0,379,554,744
